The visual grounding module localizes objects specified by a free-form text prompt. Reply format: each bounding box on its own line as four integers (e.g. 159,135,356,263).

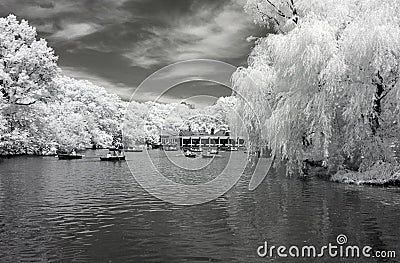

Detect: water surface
0,150,399,262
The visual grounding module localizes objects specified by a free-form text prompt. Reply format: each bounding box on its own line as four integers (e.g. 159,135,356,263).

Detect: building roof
161,129,179,137
179,130,195,136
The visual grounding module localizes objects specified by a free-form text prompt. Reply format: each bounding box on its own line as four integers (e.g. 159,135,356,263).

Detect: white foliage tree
234,0,400,174
0,15,126,154
51,76,125,150
0,14,59,106
124,101,150,145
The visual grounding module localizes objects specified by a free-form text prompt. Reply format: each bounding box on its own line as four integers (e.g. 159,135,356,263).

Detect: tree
123,101,149,145
0,15,129,154
0,14,60,155
0,14,59,106
51,76,125,150
233,0,400,174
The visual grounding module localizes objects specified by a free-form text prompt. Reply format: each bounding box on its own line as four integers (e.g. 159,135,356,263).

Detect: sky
0,0,266,107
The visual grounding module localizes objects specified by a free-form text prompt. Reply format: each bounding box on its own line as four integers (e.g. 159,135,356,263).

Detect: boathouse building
160,129,245,149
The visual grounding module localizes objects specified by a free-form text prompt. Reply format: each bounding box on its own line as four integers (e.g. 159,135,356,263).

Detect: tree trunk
369,72,384,135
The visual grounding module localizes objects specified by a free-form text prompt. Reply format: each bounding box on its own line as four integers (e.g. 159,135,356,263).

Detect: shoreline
330,172,400,187
3,154,400,188
329,162,400,187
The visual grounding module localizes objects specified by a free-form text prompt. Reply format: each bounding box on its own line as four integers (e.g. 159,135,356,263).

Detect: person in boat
106,152,112,158
71,149,77,156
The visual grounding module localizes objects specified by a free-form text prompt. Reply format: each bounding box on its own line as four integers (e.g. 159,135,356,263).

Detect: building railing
160,135,246,148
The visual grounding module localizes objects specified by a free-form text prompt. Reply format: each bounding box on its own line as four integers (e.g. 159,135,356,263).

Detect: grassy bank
330,161,400,187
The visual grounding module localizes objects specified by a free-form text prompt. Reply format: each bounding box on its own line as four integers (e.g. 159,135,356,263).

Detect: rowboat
125,148,143,152
101,148,126,161
100,156,126,161
190,148,203,153
164,146,178,151
58,154,83,160
226,147,238,151
202,153,214,158
202,152,222,158
184,150,197,158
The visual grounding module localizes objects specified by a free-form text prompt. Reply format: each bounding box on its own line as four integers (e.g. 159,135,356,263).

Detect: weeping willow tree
233,0,400,175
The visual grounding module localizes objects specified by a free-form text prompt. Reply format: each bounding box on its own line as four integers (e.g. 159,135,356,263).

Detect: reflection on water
0,150,399,262
148,150,231,185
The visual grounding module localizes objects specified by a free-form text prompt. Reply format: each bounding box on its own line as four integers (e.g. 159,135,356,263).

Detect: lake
0,150,399,262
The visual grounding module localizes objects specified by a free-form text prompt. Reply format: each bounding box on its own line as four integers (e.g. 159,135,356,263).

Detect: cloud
0,1,80,20
124,1,254,68
0,0,261,102
0,0,132,40
125,60,235,107
51,22,103,40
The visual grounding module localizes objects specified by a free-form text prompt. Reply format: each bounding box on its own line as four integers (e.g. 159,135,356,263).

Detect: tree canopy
233,0,400,174
0,15,125,154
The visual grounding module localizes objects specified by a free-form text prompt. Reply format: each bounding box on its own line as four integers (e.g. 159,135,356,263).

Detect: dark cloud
0,0,265,104
38,2,54,9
